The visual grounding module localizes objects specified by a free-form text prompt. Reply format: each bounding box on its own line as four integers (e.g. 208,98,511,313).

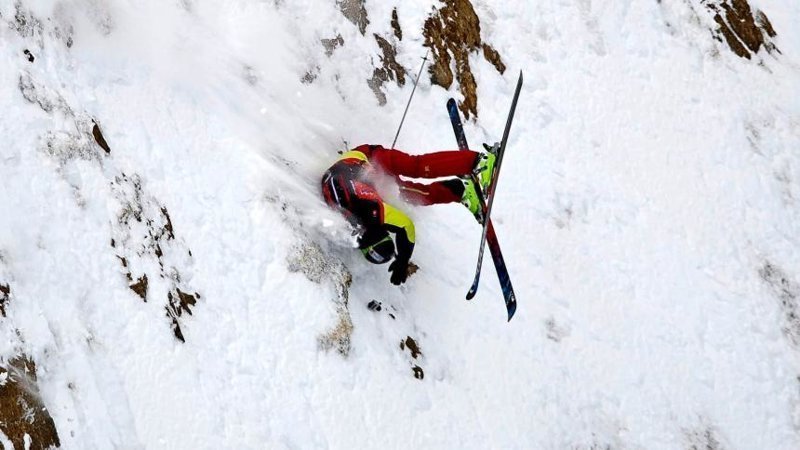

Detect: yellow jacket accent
382,202,415,244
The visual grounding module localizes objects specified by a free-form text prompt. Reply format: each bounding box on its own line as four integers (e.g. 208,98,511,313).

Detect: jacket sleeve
382,202,415,262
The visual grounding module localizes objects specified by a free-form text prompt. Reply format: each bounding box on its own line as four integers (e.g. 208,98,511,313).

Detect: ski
447,77,519,321
468,72,522,313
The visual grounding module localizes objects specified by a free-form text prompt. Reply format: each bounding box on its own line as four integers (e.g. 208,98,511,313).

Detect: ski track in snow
1,0,799,448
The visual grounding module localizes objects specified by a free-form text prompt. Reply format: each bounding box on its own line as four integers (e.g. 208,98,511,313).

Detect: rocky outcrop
21,66,201,343
0,284,9,318
423,0,506,119
111,175,201,343
368,34,407,106
337,0,369,35
0,356,60,449
287,241,354,357
759,261,800,347
705,0,778,59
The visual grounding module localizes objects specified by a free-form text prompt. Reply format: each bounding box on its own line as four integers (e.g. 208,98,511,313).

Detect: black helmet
358,229,395,264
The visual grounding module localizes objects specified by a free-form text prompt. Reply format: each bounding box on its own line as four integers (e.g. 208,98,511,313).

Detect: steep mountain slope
1,0,799,448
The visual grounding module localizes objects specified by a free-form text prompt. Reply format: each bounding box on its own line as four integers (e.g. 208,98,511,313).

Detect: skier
321,144,495,285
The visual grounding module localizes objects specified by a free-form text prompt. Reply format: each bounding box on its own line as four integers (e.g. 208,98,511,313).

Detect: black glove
388,258,410,285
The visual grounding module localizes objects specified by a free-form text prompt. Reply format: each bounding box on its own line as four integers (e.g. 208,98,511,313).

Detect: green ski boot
474,142,498,192
460,177,485,224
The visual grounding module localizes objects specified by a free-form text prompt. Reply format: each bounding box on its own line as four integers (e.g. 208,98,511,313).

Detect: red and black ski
446,71,522,320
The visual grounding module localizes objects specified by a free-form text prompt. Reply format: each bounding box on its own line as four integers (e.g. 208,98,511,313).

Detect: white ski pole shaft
391,49,429,149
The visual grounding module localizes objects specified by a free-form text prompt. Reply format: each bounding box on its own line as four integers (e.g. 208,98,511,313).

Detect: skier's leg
372,148,479,179
398,179,464,206
400,178,484,223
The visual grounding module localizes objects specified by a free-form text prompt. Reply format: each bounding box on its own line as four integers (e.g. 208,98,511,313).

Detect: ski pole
391,49,429,149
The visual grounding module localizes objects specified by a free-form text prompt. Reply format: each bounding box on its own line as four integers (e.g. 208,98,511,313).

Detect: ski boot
473,142,499,192
460,177,485,224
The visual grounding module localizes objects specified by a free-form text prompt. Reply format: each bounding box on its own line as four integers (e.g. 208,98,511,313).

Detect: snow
1,0,800,448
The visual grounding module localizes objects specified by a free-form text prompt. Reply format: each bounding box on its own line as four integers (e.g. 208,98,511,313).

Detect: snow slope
1,0,800,448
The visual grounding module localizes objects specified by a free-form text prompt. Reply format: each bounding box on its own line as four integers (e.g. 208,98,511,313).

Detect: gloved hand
388,258,410,285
